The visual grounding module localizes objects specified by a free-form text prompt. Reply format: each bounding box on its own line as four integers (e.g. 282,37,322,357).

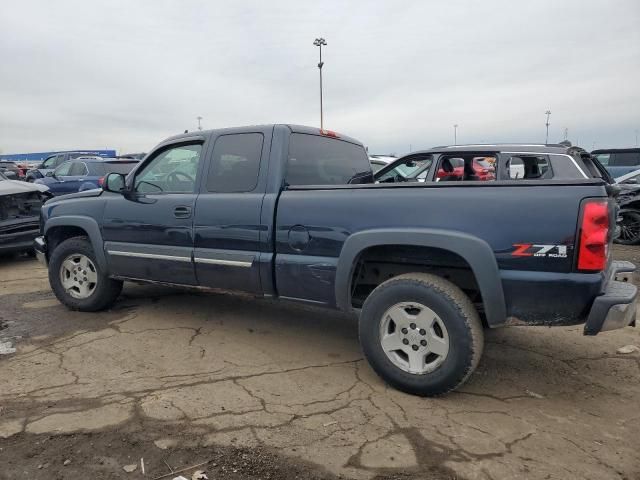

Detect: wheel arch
335,228,507,327
45,216,107,271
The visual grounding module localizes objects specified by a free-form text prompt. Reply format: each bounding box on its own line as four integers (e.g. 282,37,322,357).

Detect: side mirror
103,173,127,193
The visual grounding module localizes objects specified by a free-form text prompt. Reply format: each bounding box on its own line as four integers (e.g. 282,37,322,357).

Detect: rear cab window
285,134,372,186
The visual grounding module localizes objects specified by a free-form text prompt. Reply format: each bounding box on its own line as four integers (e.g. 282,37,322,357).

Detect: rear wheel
359,273,484,396
49,236,122,311
615,209,640,245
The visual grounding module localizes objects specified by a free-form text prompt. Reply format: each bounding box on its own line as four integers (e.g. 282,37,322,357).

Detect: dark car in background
25,151,100,182
612,168,640,245
34,157,139,196
592,148,640,178
0,171,51,255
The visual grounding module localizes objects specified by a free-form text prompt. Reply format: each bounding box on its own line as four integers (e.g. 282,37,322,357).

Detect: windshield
375,156,432,182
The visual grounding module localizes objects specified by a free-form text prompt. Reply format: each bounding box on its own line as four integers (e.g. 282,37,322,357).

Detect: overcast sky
1,0,639,156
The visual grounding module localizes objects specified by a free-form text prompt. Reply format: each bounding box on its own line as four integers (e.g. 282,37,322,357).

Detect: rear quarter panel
275,182,608,324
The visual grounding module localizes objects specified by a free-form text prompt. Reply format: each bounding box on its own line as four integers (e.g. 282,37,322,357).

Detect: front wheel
48,236,122,311
615,209,640,245
359,273,484,396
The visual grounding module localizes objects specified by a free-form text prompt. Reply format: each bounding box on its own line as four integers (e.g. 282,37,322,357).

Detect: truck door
102,141,205,285
192,129,271,294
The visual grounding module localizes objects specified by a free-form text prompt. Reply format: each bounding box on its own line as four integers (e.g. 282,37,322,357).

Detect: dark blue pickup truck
34,125,637,396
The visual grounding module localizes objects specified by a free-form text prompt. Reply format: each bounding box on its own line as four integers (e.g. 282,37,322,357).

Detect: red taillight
98,176,105,187
577,200,609,271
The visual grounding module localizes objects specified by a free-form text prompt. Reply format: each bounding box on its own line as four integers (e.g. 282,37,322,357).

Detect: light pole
197,116,203,131
545,110,551,143
453,124,458,145
313,37,327,130
635,129,638,147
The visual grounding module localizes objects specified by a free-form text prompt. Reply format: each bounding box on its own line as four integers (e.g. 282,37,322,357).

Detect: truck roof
162,124,364,147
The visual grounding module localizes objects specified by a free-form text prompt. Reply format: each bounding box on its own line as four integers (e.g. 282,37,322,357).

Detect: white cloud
1,0,638,155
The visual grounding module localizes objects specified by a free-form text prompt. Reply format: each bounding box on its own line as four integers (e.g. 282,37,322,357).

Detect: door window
134,144,202,193
207,133,263,192
506,155,552,180
42,156,57,168
69,162,88,176
54,161,73,176
434,155,496,182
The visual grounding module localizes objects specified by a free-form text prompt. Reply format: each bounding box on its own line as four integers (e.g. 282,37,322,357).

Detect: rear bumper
33,235,47,266
584,261,637,335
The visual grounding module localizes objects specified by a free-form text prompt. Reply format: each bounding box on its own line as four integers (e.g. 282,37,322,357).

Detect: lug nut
401,327,408,334
419,329,426,335
412,345,419,351
402,339,409,345
410,323,416,329
420,340,427,346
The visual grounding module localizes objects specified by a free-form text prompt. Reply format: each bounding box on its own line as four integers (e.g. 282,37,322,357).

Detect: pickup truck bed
34,124,637,396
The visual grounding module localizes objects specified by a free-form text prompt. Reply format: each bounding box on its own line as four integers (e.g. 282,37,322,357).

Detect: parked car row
33,157,139,196
372,143,606,184
592,148,640,178
0,155,139,255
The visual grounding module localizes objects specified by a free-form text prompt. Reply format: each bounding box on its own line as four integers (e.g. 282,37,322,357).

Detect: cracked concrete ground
1,250,639,479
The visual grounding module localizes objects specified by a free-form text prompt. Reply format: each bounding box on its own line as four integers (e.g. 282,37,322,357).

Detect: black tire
359,273,484,396
614,209,640,245
48,236,122,311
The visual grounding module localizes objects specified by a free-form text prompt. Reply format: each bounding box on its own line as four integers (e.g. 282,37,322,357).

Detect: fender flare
44,216,107,271
334,228,507,327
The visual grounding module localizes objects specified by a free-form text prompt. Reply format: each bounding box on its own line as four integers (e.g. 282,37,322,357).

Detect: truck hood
0,179,50,196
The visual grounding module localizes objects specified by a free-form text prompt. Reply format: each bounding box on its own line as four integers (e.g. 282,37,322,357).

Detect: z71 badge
512,244,568,258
